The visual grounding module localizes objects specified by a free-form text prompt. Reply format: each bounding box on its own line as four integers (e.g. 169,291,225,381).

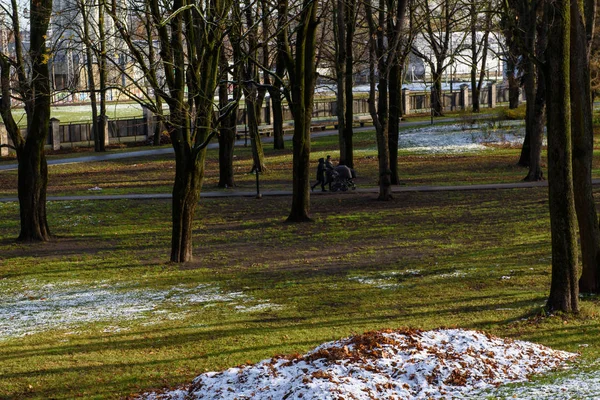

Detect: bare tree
230,0,267,173
109,0,234,262
365,0,408,200
412,0,468,116
0,0,53,241
504,0,546,181
571,0,600,294
544,0,579,313
277,0,319,222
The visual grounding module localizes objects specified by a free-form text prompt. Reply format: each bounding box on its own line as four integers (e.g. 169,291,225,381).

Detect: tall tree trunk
14,0,52,241
470,3,480,113
431,69,443,116
97,0,107,152
270,35,287,150
518,59,536,167
17,142,50,241
388,60,401,185
81,0,99,149
571,0,600,293
218,54,236,188
334,2,347,164
284,0,318,222
342,0,356,168
545,0,579,313
152,97,165,146
245,93,267,172
270,89,285,149
171,123,203,262
524,68,545,181
507,61,520,109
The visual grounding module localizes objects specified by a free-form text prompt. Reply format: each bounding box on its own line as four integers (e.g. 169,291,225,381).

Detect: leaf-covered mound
142,328,577,400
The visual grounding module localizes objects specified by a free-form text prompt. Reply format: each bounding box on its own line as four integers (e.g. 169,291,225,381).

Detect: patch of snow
349,276,402,289
399,122,529,153
138,328,577,400
0,280,279,340
350,269,422,289
483,370,600,399
235,303,283,313
435,270,468,279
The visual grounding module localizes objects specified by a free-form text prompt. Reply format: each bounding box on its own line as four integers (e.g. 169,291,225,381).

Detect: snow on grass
349,269,422,289
484,369,600,399
0,280,278,340
399,121,528,154
139,328,577,400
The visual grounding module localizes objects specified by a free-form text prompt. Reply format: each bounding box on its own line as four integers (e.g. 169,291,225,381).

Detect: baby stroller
328,165,356,192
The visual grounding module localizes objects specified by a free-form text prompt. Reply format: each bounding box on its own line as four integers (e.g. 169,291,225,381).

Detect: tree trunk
524,66,545,181
81,0,99,150
287,113,312,222
470,8,480,113
334,2,347,165
545,0,579,313
270,43,287,150
508,63,520,109
342,0,356,168
284,0,318,222
388,61,401,185
518,59,535,167
218,56,236,188
271,93,285,149
15,0,52,242
96,0,107,152
171,143,203,262
245,95,267,172
571,0,600,293
431,70,444,116
153,97,164,146
17,144,50,241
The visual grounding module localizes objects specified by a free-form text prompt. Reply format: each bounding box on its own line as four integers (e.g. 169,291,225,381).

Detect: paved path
0,116,471,171
3,180,598,203
2,114,577,203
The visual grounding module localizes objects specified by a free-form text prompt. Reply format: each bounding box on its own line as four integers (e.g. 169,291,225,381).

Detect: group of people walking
311,155,356,192
311,155,334,192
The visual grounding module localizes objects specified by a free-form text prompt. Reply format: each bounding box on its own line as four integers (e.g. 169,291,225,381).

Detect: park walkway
0,116,467,172
3,115,594,203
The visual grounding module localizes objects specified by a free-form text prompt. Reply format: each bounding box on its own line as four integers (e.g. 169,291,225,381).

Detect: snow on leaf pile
142,328,577,399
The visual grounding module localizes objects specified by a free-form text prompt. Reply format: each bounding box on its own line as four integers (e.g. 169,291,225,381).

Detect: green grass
2,115,600,398
1,192,600,399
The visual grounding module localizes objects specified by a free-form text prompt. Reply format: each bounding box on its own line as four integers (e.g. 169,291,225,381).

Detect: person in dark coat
311,158,327,192
325,155,335,190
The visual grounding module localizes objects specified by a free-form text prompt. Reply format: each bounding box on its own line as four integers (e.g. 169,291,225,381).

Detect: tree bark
342,0,356,168
97,0,107,152
218,54,236,188
507,63,520,109
245,93,267,172
388,60,401,185
334,1,347,165
545,0,579,313
571,0,600,293
17,143,50,241
171,127,203,262
0,0,53,242
523,69,545,181
431,69,444,116
280,0,318,222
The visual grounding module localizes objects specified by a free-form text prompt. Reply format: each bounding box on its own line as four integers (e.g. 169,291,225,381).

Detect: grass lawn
1,114,600,399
